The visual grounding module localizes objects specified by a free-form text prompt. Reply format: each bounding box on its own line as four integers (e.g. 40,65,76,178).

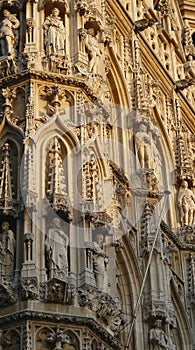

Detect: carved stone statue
150,128,162,179
149,320,173,350
92,233,108,292
43,8,66,56
178,180,195,226
45,218,69,279
0,9,20,56
135,122,151,168
0,222,15,281
85,27,101,73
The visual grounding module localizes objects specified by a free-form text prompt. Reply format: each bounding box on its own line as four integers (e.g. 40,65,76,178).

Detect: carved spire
133,41,150,112
0,143,16,215
187,253,195,301
174,99,194,183
23,142,37,208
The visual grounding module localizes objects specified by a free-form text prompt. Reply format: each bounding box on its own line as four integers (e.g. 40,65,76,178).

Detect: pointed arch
4,328,21,350
106,47,131,107
116,233,144,348
171,280,192,350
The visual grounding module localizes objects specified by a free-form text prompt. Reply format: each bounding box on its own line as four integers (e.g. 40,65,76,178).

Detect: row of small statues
0,179,194,281
46,218,108,291
0,179,195,281
0,8,101,73
0,218,108,292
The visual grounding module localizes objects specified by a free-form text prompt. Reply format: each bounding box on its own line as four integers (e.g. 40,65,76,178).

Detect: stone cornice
0,309,121,349
0,70,98,102
160,221,195,252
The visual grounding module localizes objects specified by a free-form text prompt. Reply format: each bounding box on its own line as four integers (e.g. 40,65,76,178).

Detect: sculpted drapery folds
0,221,15,281
92,233,109,292
0,9,20,56
45,218,69,279
149,320,173,350
43,8,66,57
85,27,101,73
135,123,162,179
178,180,195,226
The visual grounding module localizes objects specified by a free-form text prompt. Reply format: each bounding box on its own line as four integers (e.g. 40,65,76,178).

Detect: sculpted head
52,7,60,17
139,123,147,133
51,218,61,229
154,319,162,328
181,180,189,189
3,9,11,18
95,233,104,246
87,27,95,36
1,221,10,231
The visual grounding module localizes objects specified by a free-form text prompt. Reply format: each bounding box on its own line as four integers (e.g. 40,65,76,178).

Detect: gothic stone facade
0,0,194,349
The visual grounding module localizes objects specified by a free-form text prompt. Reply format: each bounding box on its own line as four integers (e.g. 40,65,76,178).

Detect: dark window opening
192,32,195,46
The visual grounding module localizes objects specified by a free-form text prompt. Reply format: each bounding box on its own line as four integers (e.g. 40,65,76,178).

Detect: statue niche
0,9,20,57
45,218,69,279
149,320,175,350
85,27,101,74
178,180,195,226
43,8,66,57
92,232,109,293
42,7,70,73
0,221,15,282
0,9,20,76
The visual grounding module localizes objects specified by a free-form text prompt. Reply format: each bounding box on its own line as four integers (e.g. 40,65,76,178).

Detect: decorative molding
0,310,121,349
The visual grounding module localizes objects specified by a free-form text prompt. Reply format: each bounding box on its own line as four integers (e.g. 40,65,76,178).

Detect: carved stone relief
40,277,75,305
0,328,21,349
78,287,124,335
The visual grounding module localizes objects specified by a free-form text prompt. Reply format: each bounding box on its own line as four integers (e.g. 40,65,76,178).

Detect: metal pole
124,191,170,349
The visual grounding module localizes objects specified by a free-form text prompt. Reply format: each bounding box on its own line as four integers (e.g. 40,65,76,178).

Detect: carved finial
2,87,16,115
46,329,71,349
44,85,65,114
